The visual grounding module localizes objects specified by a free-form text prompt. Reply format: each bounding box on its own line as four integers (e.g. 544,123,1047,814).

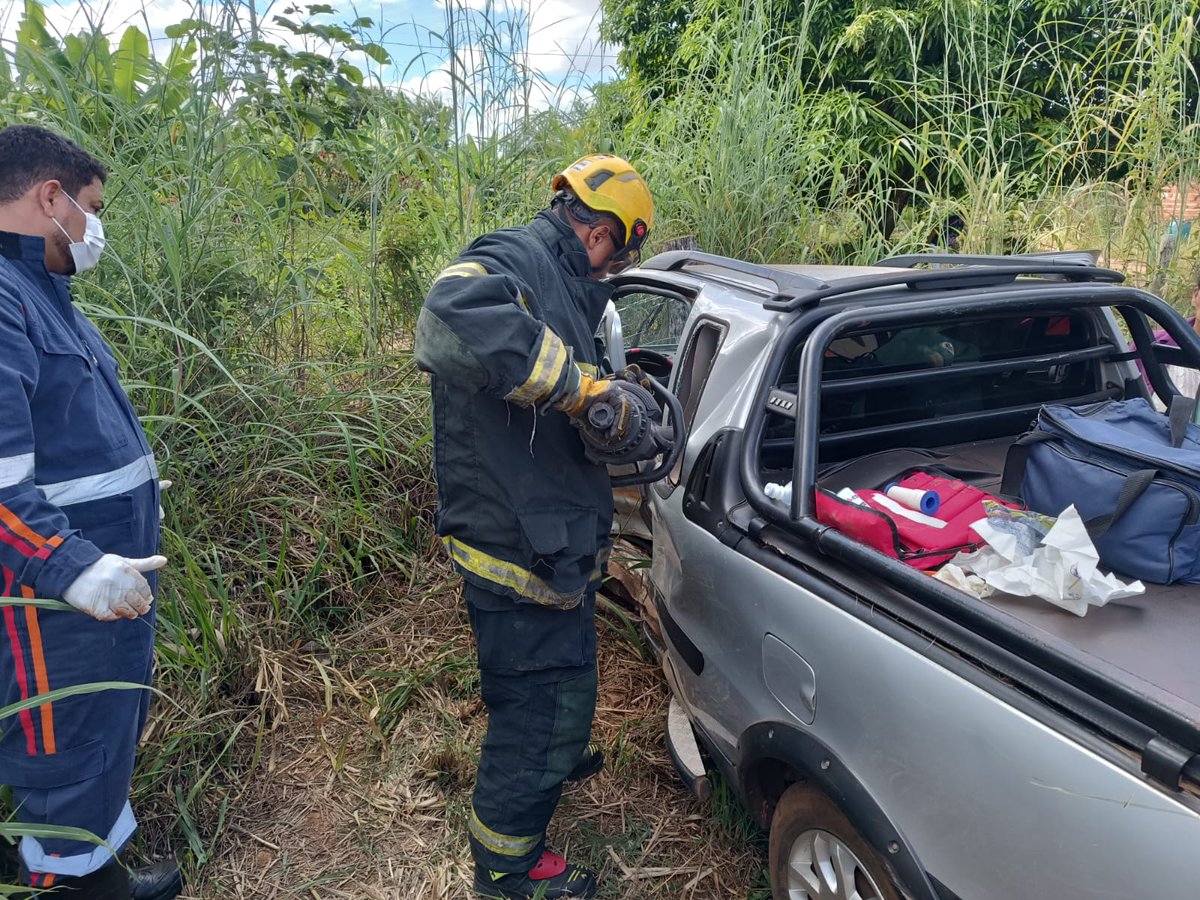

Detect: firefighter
0,125,182,899
415,154,654,898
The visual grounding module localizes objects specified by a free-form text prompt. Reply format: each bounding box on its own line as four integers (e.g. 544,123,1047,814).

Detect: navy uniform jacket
0,230,161,878
415,211,615,608
0,231,160,602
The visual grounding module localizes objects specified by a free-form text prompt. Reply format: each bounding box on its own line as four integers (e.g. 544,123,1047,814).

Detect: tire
769,783,903,900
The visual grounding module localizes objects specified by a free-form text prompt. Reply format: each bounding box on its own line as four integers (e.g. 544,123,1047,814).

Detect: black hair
0,125,107,204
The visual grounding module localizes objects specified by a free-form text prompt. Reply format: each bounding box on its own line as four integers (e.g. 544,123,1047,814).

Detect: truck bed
985,576,1200,732
813,435,1200,762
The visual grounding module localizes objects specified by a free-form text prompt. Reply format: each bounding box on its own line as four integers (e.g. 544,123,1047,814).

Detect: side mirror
599,300,626,374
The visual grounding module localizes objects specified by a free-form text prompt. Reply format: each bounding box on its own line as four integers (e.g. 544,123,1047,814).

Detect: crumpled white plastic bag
936,504,1144,616
935,563,992,599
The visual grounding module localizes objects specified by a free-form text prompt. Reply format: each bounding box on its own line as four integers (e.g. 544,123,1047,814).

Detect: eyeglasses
606,249,637,276
602,220,647,276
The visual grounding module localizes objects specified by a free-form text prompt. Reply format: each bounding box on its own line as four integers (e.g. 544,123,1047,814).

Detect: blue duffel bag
1002,398,1200,584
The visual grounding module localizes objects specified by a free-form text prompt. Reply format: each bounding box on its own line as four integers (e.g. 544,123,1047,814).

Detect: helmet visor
608,217,648,274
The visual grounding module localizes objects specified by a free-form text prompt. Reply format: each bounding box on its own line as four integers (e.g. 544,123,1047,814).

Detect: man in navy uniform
0,125,181,899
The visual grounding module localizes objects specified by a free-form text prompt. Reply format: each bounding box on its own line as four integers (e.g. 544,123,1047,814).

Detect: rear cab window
819,312,1104,451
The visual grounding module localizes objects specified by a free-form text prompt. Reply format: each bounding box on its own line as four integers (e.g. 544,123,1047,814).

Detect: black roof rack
877,250,1102,268
638,249,1124,313
639,250,830,295
764,263,1124,312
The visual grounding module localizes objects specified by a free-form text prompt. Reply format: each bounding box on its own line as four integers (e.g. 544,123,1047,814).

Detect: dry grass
180,564,767,900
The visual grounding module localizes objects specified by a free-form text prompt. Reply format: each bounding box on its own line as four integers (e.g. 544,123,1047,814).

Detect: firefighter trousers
464,582,597,874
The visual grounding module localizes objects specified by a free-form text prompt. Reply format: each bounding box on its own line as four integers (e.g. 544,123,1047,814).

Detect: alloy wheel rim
785,828,886,900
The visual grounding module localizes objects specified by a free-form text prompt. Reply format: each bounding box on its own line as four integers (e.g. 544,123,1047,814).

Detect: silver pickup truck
603,252,1200,900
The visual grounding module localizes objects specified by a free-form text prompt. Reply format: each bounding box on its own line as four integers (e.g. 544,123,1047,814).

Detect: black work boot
564,743,605,784
17,856,183,900
127,858,184,900
18,860,130,899
474,850,598,899
564,744,604,787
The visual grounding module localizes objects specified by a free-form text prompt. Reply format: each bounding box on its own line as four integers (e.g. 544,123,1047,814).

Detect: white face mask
51,193,106,273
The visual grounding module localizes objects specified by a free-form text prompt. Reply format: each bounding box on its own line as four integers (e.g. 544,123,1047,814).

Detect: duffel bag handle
1083,468,1157,538
1167,378,1200,448
1000,430,1055,497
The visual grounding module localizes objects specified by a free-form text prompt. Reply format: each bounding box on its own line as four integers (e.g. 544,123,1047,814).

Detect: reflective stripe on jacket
415,211,615,607
0,231,159,600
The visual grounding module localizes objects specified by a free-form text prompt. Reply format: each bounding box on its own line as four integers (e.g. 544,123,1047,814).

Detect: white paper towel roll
885,484,941,515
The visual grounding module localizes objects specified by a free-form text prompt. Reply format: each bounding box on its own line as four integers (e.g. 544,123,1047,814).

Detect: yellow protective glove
617,363,654,391
555,370,615,419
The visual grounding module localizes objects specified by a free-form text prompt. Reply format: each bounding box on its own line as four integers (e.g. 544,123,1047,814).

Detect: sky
0,0,620,111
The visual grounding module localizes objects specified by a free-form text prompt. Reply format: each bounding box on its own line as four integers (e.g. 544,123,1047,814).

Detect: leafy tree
599,0,695,98
604,0,1200,238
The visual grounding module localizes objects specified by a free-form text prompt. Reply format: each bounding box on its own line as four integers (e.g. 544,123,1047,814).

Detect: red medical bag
813,471,1016,569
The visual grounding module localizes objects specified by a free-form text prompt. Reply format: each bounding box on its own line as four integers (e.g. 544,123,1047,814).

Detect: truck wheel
769,783,902,900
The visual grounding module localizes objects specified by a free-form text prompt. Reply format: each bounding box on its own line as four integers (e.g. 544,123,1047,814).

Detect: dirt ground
183,570,768,900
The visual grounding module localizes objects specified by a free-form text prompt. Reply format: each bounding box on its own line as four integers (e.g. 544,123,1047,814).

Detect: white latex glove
158,479,172,523
63,554,168,621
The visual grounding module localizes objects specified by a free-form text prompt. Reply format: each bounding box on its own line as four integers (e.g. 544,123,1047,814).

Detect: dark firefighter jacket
0,231,161,601
414,210,615,608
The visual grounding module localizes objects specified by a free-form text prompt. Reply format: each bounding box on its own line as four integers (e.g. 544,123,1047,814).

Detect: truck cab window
814,311,1106,461
666,319,725,485
615,291,691,378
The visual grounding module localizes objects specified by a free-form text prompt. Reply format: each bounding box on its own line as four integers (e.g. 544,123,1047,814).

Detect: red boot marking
529,851,568,880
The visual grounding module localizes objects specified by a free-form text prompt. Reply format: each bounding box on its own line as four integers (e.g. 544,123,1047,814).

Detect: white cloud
399,0,616,125
399,41,474,100
525,0,613,78
423,0,615,79
398,36,592,137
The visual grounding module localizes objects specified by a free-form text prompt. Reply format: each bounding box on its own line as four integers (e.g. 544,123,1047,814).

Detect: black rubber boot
17,857,182,900
474,850,598,899
18,860,130,898
127,858,184,900
564,743,605,784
